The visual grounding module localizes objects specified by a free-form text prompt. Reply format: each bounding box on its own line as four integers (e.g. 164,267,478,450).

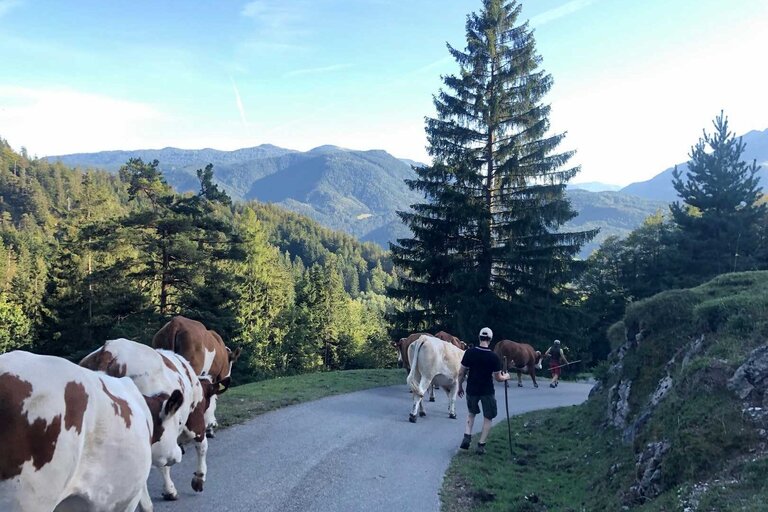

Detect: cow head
392,338,406,368
534,351,543,370
145,389,185,467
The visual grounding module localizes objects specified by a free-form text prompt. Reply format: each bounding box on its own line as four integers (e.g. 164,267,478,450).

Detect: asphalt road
146,379,593,512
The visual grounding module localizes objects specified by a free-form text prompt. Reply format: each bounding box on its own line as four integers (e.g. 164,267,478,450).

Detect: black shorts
466,394,497,420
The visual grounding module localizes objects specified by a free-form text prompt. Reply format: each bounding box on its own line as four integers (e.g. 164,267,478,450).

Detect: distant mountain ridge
621,128,768,201
49,129,767,257
47,145,422,246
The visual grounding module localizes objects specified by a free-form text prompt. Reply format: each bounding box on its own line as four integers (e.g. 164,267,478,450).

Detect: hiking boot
549,382,556,388
460,434,471,450
476,443,486,455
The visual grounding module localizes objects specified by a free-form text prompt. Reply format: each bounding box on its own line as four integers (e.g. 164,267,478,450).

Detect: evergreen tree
116,158,234,317
391,0,595,342
671,112,765,281
230,207,294,377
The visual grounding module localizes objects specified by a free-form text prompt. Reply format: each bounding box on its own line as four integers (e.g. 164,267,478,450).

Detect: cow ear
163,389,184,417
230,347,242,363
216,376,232,395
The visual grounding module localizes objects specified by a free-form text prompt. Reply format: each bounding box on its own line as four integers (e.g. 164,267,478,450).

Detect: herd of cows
391,332,543,423
0,316,240,512
0,319,546,512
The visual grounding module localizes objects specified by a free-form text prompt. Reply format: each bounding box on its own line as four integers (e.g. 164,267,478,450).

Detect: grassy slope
442,272,768,511
216,368,404,427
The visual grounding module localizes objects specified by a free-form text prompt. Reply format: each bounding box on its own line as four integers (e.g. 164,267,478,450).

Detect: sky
0,0,766,186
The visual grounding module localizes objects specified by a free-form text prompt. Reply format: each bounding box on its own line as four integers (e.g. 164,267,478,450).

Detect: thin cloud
411,56,453,75
230,77,249,128
284,63,353,78
530,0,597,27
0,0,22,18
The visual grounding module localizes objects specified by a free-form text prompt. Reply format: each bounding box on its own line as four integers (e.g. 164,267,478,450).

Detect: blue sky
1,0,766,185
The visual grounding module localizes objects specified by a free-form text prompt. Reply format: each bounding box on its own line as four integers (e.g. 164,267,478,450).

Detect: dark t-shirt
461,346,502,396
549,346,562,363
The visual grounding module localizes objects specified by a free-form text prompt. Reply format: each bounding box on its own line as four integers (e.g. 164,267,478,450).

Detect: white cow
406,335,464,423
80,338,212,501
0,350,184,512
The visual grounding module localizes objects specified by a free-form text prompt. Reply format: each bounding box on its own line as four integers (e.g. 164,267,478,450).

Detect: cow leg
159,465,179,501
447,381,458,419
409,375,431,422
517,370,523,387
530,365,538,388
137,483,154,512
191,438,208,492
409,391,424,423
429,382,436,402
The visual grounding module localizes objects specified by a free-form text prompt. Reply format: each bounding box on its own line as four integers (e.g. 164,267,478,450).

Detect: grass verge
441,401,632,512
216,368,404,427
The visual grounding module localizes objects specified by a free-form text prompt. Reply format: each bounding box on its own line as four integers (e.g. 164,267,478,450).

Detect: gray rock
608,379,632,430
625,441,671,504
728,345,768,403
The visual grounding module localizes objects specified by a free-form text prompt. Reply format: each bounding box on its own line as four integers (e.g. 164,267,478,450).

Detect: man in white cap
544,339,568,388
457,327,511,454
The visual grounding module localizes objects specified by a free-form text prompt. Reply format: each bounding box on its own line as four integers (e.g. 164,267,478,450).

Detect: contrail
230,76,248,129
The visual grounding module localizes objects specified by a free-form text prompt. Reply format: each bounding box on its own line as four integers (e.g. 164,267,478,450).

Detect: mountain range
47,127,768,256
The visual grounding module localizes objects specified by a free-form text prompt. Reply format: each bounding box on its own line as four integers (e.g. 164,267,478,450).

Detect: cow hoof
428,397,435,402
179,444,186,455
206,428,216,439
517,383,523,388
409,414,417,423
534,384,539,388
192,473,205,492
162,492,178,501
449,413,457,419
419,411,426,417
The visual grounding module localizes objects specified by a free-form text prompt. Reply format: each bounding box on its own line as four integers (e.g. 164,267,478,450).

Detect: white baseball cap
479,327,493,340
554,339,561,345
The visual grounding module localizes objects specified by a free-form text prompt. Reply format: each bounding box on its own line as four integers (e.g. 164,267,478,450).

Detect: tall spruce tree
670,112,765,281
391,0,595,342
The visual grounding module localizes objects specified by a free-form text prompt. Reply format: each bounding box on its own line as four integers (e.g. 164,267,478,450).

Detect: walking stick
548,360,582,372
503,356,513,459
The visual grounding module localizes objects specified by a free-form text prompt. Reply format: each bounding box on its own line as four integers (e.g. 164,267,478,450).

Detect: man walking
457,327,511,454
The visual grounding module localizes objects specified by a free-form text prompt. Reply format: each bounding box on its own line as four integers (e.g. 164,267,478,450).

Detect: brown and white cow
0,350,184,512
494,339,543,388
152,316,241,437
81,338,211,501
406,335,464,422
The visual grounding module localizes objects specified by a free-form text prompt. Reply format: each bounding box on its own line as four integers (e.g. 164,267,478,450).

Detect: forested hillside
47,145,422,247
0,138,397,381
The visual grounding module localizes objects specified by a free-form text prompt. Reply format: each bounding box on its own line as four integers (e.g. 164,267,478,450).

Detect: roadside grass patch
441,401,633,512
217,368,404,427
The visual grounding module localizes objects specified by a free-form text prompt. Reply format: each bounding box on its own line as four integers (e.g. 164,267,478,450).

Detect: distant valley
47,127,768,257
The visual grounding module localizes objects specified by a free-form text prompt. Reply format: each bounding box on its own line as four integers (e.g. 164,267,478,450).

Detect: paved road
146,380,593,512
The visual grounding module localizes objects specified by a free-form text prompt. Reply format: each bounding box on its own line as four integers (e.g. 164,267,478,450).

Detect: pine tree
391,0,595,341
671,112,765,281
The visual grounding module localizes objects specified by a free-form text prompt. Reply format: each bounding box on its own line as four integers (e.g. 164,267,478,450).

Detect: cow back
152,316,236,384
406,335,463,391
80,338,187,467
494,339,538,369
1,351,153,512
434,331,467,350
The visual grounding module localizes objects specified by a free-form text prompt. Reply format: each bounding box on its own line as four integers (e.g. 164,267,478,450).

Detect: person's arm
457,365,468,397
493,370,511,382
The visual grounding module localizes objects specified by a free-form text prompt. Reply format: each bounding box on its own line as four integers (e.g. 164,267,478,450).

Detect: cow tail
406,338,424,394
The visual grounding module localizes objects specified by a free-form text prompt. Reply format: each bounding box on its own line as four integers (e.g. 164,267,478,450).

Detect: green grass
216,368,405,427
441,401,634,512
